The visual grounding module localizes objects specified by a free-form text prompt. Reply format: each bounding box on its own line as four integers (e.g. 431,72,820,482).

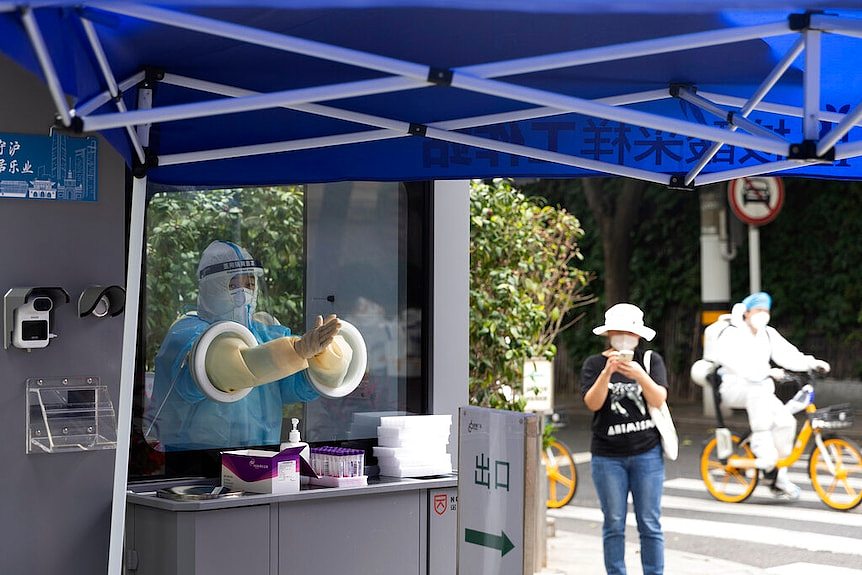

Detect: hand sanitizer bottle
281,418,310,463
281,418,311,485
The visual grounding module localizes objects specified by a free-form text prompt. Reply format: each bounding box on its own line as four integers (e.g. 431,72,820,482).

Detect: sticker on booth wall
0,131,98,202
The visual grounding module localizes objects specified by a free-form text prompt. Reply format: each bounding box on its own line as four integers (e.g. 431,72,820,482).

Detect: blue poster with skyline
0,131,97,202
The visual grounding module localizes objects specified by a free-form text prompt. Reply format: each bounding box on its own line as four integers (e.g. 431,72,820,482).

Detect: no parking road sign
727,176,784,226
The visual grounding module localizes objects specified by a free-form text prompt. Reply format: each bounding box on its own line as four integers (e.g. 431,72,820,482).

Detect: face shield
197,241,266,328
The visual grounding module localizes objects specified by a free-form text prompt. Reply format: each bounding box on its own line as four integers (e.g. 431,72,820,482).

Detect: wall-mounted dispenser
4,287,69,350
78,285,125,318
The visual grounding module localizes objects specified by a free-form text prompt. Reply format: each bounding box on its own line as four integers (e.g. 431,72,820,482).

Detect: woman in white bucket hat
581,303,668,575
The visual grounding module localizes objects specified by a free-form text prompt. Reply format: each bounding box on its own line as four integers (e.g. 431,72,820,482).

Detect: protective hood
197,240,264,326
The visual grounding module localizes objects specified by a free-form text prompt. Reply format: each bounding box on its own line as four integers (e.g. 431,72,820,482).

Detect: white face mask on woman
610,334,639,351
748,311,770,331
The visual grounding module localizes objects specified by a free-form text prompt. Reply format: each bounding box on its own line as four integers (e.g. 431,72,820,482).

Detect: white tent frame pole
462,22,790,77
676,88,786,141
434,88,669,129
89,2,430,80
738,35,806,117
450,73,789,156
695,159,814,185
80,5,788,157
424,126,671,184
163,118,671,183
159,75,674,173
80,17,146,164
833,140,862,161
19,7,72,126
159,130,406,166
702,91,853,126
803,29,821,140
92,2,789,81
80,76,423,132
156,73,670,180
164,72,670,132
810,14,862,39
157,70,807,186
75,72,146,117
817,98,862,156
685,35,806,185
107,84,152,575
164,71,670,139
161,73,413,130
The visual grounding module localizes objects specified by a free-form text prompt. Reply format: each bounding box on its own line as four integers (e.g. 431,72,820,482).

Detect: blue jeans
590,444,665,575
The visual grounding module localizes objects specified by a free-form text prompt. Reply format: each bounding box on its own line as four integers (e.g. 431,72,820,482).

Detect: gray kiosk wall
0,54,126,574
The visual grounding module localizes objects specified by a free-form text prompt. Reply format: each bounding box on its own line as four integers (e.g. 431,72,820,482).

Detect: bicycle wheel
809,436,862,511
543,439,577,508
700,434,758,503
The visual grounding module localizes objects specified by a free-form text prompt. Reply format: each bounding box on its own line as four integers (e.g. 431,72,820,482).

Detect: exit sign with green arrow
465,528,515,557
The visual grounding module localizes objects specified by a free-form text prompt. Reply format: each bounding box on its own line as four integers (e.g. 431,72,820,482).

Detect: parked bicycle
541,412,577,508
700,371,861,510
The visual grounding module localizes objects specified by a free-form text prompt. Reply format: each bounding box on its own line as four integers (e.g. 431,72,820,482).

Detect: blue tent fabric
3,2,862,185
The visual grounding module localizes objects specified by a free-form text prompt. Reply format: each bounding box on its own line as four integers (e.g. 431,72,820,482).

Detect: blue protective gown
146,314,319,451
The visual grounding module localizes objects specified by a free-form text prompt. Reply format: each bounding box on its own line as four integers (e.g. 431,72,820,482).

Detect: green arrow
464,528,515,557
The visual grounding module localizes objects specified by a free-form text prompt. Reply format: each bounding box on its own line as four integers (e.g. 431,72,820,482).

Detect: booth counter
125,475,458,575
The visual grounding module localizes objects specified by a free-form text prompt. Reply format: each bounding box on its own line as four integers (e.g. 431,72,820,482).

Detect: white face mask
610,334,639,351
749,311,770,331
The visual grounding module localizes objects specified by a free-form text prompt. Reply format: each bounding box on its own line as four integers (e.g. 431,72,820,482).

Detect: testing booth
5,2,862,575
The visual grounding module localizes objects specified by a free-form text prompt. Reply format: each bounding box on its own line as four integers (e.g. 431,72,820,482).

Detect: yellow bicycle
543,439,577,508
700,372,861,511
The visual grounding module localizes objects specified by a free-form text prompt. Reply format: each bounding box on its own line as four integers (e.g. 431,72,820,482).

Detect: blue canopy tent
5,2,862,186
3,2,862,572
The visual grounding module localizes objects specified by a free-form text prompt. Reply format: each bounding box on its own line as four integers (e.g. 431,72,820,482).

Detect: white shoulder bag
644,350,678,461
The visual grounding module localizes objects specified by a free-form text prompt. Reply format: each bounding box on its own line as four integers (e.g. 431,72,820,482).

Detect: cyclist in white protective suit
714,291,831,500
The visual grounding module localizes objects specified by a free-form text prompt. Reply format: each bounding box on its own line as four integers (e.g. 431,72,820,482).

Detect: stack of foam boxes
374,414,452,477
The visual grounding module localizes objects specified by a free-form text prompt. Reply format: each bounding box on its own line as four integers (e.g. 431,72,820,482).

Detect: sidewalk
543,528,770,575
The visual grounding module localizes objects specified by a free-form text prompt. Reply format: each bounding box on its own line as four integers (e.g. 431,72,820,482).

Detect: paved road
546,406,862,574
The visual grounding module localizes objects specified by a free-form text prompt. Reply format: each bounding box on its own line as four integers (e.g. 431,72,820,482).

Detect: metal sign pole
748,224,761,294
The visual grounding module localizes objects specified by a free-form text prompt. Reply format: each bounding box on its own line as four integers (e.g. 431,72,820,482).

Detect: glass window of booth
130,181,430,481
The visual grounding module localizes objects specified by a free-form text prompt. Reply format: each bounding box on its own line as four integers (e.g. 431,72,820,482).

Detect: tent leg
106,170,146,575
107,84,153,575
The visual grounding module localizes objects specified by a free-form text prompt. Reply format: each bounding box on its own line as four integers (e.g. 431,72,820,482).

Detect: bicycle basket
809,403,855,430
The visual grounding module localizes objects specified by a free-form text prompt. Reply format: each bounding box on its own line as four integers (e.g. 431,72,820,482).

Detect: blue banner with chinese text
0,131,97,201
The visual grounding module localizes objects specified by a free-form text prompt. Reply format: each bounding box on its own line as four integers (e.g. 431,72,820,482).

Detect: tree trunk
583,178,647,305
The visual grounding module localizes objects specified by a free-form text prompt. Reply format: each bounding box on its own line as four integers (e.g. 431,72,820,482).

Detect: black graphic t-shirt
580,349,668,457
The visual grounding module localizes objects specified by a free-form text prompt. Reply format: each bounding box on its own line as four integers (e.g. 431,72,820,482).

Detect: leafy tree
523,178,701,398
144,186,305,370
469,179,594,410
582,178,649,305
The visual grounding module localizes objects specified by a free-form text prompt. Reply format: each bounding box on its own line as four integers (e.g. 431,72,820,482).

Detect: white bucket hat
592,303,656,341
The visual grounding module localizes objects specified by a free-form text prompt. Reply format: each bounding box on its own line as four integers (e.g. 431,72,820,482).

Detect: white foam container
376,453,452,468
373,445,449,458
377,426,450,447
378,460,453,478
379,414,452,429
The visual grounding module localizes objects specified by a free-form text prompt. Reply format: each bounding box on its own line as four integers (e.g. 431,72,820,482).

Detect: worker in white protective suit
714,291,831,500
146,240,355,451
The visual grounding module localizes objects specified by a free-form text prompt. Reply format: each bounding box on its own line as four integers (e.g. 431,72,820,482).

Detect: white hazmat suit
714,292,829,498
